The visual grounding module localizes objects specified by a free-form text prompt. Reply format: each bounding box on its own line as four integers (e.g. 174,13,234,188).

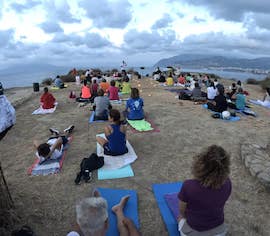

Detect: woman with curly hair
178,145,231,236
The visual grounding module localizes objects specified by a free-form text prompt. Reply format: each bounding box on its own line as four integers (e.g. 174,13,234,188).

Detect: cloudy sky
0,0,270,68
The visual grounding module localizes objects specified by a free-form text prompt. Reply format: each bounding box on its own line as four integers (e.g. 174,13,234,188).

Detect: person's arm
47,137,62,157
231,93,237,100
104,125,112,137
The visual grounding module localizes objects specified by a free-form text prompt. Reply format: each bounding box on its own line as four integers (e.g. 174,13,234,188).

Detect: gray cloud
151,14,173,29
183,0,270,22
10,0,40,13
0,29,15,47
123,29,178,52
39,21,63,33
250,13,270,30
79,0,132,28
84,33,111,48
44,1,80,24
193,16,206,23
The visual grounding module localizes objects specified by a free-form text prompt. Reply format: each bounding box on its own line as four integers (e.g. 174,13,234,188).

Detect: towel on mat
98,164,134,180
96,133,137,170
98,188,140,236
152,182,182,236
32,103,58,115
127,119,153,131
28,137,72,176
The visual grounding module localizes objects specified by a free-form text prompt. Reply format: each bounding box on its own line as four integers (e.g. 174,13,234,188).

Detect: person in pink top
108,80,119,100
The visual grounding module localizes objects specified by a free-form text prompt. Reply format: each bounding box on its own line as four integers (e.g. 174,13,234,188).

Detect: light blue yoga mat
98,165,134,180
89,111,108,123
202,104,240,122
152,182,183,236
98,187,140,236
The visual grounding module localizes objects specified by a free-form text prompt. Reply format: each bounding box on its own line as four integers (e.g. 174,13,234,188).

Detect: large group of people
4,66,270,236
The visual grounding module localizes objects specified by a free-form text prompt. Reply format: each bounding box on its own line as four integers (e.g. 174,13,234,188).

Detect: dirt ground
1,77,270,236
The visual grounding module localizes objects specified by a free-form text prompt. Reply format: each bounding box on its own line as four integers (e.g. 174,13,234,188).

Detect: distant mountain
154,54,270,70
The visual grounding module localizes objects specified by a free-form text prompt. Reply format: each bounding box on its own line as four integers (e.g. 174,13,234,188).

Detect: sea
0,66,267,89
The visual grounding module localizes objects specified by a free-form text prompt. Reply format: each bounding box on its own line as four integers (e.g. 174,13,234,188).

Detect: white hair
76,197,108,236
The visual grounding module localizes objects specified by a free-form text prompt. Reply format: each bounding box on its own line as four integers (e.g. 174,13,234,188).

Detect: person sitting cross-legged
40,87,56,109
93,89,112,121
178,145,231,236
67,190,140,236
96,109,128,156
124,88,144,120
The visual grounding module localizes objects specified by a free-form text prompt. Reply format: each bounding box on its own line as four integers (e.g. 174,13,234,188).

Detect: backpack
75,153,104,184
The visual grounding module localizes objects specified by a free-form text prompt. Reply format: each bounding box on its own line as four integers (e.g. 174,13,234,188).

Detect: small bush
42,78,53,85
61,74,75,82
246,78,260,85
260,77,270,90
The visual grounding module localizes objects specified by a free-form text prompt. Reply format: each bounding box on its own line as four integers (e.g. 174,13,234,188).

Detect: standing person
93,89,112,120
125,88,144,120
108,80,120,100
96,109,128,156
40,87,56,109
178,145,231,236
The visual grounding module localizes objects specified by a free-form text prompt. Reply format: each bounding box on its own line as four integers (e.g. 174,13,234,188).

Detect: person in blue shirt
125,88,144,120
54,75,64,88
96,109,128,156
234,87,246,110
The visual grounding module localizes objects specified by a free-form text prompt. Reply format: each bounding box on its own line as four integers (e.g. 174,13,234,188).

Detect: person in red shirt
40,87,56,109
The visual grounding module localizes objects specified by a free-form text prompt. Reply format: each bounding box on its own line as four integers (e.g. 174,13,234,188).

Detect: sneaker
64,125,74,133
49,128,59,136
83,170,92,183
75,172,82,185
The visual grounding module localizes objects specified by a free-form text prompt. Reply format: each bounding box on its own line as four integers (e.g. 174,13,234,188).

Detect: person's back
207,82,217,100
108,81,119,100
91,80,99,96
235,89,245,110
40,88,55,109
55,76,64,88
81,84,91,99
178,76,186,84
94,91,111,118
100,80,110,92
191,83,201,98
166,76,174,86
179,178,231,232
214,94,227,113
122,81,131,94
107,123,127,155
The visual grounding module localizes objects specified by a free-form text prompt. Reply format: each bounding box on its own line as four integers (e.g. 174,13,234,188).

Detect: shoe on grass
64,125,74,133
49,128,59,136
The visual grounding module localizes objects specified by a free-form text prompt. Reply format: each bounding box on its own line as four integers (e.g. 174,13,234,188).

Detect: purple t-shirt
178,178,231,231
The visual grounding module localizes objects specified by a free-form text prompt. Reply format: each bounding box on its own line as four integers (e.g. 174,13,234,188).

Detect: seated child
125,88,144,120
93,89,112,120
121,77,131,94
96,109,128,156
33,125,74,164
40,87,56,109
166,73,174,86
99,78,110,93
108,80,120,100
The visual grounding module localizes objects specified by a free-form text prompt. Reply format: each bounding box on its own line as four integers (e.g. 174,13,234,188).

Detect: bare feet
112,195,130,214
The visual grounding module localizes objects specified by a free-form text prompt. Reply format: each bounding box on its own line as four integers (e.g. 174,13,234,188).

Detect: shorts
103,143,128,156
48,136,68,146
178,219,227,236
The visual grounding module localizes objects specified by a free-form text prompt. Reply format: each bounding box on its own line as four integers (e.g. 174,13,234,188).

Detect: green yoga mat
127,119,154,131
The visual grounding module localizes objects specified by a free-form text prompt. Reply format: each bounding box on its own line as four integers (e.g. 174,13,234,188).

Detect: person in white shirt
207,81,217,100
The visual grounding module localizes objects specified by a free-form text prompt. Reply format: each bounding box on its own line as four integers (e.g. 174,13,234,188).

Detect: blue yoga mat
98,165,134,180
89,111,108,123
202,104,240,122
152,182,183,236
98,188,140,236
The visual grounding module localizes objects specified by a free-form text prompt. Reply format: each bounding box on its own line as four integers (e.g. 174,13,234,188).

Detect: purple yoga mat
164,192,180,221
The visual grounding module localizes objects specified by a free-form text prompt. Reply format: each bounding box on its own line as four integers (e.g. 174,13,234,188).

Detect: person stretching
40,87,56,109
125,88,144,120
96,109,128,156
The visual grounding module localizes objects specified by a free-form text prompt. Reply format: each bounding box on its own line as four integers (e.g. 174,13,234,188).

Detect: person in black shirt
207,86,228,113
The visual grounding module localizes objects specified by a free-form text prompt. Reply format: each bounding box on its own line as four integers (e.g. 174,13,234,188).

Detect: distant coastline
0,66,268,89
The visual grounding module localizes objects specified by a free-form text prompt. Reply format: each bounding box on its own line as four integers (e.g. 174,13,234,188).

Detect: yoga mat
50,84,68,90
27,136,72,176
89,111,108,123
98,188,140,236
164,192,180,221
202,104,241,122
32,104,57,115
152,182,182,236
98,164,134,180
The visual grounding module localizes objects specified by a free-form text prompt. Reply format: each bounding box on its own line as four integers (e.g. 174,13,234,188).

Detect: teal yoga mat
98,165,134,180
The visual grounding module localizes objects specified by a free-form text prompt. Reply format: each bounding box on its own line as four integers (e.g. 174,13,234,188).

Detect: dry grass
1,77,270,236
